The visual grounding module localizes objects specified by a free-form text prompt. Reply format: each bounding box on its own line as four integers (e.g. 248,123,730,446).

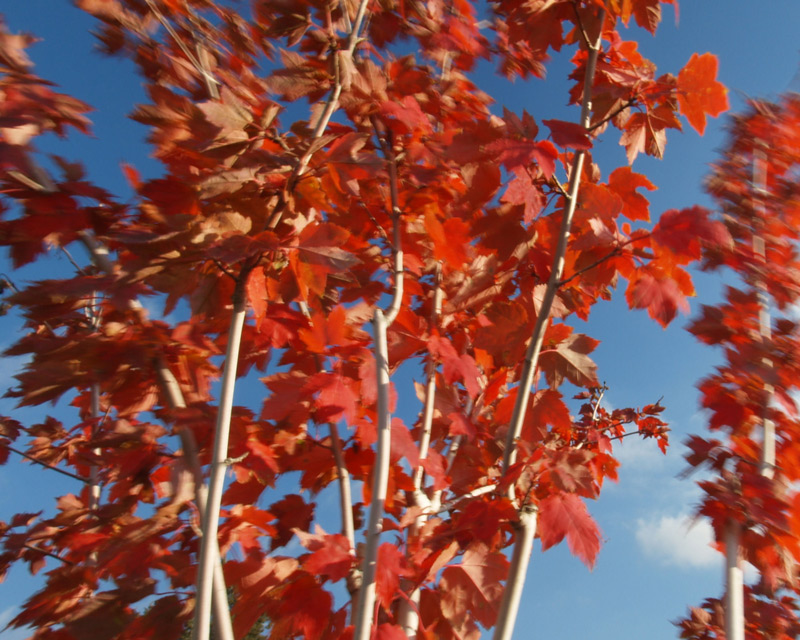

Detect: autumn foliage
678,95,800,640
0,1,733,639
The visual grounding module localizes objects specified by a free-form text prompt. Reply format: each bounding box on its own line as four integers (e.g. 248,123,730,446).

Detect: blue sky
2,2,800,639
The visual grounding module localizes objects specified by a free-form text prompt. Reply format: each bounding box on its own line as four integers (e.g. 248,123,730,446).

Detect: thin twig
298,301,356,553
145,0,221,95
265,0,371,230
587,99,637,132
22,544,74,565
5,445,90,484
558,248,621,288
436,484,496,514
59,246,87,275
607,427,668,443
211,258,238,281
572,1,594,50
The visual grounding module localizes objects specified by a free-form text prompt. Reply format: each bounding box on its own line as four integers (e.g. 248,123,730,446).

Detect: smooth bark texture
353,309,392,640
88,383,101,512
492,508,538,640
494,14,604,639
192,295,247,640
492,13,605,639
725,521,744,640
81,232,234,640
501,11,604,478
753,149,775,479
0,4,735,638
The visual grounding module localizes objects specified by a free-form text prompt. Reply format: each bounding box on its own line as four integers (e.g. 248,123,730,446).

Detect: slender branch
88,383,102,512
192,280,247,640
400,265,442,637
587,98,637,132
492,507,538,640
145,0,221,96
493,12,605,640
352,309,392,640
725,521,744,640
370,115,404,326
365,209,390,241
211,258,238,282
298,302,356,553
22,544,74,565
753,146,774,479
4,445,90,484
430,432,465,513
501,11,605,482
266,0,371,230
412,266,442,493
192,29,221,100
81,232,234,640
59,246,87,275
435,484,496,514
606,427,666,443
590,385,606,423
571,1,593,50
352,111,408,637
558,248,621,288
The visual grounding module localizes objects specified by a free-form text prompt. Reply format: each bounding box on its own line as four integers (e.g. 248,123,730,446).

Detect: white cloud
635,513,718,569
614,434,670,471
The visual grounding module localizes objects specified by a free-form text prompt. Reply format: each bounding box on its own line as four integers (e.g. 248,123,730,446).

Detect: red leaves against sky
677,53,729,136
0,1,735,638
538,493,602,568
678,95,800,638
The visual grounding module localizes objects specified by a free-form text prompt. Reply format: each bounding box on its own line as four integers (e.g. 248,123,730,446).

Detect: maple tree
0,1,732,639
678,94,800,640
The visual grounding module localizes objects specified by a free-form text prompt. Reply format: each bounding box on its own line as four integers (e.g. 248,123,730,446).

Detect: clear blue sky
2,2,800,639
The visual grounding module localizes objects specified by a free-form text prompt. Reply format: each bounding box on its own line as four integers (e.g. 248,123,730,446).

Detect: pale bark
79,232,233,640
192,293,247,640
352,309,392,640
88,383,101,512
399,272,442,637
492,508,537,640
298,302,356,552
721,144,774,640
352,129,405,639
725,521,744,640
753,148,775,479
493,11,605,640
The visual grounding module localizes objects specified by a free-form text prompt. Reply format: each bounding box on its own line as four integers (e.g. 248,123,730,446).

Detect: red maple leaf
677,53,728,135
538,493,602,568
626,271,689,328
376,543,411,610
543,119,592,150
439,544,509,628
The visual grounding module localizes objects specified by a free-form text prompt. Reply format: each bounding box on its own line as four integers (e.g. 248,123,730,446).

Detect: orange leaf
677,53,728,135
607,166,656,222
